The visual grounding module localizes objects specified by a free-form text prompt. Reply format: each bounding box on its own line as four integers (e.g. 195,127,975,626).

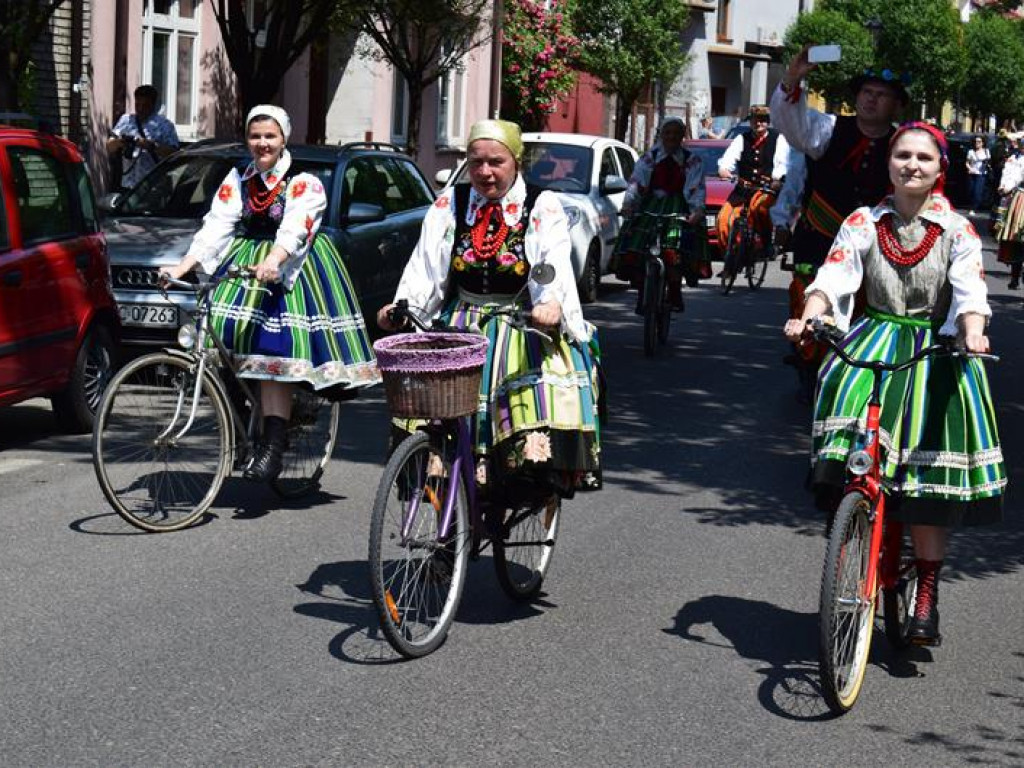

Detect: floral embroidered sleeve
804,208,873,330
624,151,655,211
188,168,245,275
275,173,328,274
394,190,458,320
683,152,705,213
942,218,991,335
524,190,590,342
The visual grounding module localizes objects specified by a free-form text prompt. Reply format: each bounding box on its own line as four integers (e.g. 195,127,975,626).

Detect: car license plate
118,303,179,328
705,214,716,229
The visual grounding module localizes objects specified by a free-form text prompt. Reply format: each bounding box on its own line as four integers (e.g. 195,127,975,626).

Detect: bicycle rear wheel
92,353,232,532
720,220,741,295
819,491,876,714
746,242,769,290
494,497,560,601
643,259,663,357
269,390,340,498
369,430,470,658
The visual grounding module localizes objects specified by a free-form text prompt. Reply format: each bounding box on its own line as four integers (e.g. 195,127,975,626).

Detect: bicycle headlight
562,204,582,229
177,323,196,350
847,449,873,476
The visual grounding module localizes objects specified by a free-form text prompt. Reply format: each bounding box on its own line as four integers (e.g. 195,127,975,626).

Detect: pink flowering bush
501,0,578,131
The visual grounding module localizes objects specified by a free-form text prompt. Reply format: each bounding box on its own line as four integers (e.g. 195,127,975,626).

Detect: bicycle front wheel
643,259,663,357
494,497,561,601
92,353,232,532
746,242,769,290
720,220,741,295
819,491,876,714
369,430,470,659
270,390,340,498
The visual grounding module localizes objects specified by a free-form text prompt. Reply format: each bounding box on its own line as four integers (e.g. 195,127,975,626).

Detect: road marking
0,458,45,475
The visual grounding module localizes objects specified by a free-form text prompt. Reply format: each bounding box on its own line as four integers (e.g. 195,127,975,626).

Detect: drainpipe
488,0,504,118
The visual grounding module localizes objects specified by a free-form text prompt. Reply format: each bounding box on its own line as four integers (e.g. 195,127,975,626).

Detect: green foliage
963,12,1024,121
782,10,874,106
573,0,691,104
501,0,578,131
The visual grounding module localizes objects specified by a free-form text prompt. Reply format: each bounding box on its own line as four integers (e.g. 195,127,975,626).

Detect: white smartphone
808,44,842,64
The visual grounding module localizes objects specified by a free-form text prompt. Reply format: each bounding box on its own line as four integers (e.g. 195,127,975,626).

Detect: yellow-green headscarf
467,119,523,162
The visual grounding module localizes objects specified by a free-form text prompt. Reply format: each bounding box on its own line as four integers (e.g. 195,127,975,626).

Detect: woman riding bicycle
716,105,790,279
161,105,380,482
784,122,1007,646
377,119,602,501
613,115,707,312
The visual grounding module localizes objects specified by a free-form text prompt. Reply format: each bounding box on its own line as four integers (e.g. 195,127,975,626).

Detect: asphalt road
1,221,1023,766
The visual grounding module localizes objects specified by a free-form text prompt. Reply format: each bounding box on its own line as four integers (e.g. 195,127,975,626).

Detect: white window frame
141,0,200,138
436,55,467,148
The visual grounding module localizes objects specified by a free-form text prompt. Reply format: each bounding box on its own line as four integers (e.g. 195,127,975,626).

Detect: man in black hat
770,45,908,400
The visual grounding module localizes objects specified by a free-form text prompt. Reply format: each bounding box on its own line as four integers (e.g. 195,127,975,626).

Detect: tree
573,0,691,143
333,0,491,158
211,0,338,118
962,12,1024,125
0,0,63,112
501,0,578,131
782,10,875,108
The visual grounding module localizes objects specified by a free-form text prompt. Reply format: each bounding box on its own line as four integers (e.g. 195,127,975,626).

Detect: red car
0,126,118,431
684,138,735,258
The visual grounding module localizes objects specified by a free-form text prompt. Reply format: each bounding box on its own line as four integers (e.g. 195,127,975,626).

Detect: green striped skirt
811,308,1005,526
207,234,381,391
397,290,602,497
612,194,703,277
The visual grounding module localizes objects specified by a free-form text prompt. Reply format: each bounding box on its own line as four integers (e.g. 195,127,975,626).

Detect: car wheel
577,242,601,304
51,324,116,433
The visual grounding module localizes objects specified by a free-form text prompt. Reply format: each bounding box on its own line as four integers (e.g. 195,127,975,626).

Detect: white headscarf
246,104,292,143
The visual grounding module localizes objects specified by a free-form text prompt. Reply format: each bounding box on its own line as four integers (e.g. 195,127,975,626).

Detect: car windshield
118,155,334,218
686,144,727,176
452,141,593,194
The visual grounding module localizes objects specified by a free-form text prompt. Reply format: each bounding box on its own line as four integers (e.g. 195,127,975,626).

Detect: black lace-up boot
244,415,288,482
908,558,943,646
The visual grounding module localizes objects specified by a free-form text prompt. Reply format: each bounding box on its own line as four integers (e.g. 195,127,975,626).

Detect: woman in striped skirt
994,142,1024,289
163,105,380,482
378,119,602,500
784,122,1006,646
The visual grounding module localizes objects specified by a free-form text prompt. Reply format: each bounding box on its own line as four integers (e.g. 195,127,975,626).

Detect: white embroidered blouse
394,175,591,343
186,149,327,290
806,194,990,336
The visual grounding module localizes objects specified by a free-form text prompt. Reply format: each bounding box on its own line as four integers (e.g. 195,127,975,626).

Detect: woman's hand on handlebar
531,300,562,330
783,318,808,343
962,330,991,354
158,260,192,288
377,302,406,332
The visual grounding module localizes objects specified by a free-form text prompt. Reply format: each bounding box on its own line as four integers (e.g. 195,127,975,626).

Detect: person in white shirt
965,135,991,215
106,85,179,190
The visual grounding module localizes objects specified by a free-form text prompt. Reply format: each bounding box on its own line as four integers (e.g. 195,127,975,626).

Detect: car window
615,147,636,180
8,147,75,244
120,155,237,217
382,157,433,213
686,144,726,176
0,186,9,251
72,163,99,232
599,148,617,181
521,142,592,193
343,156,391,213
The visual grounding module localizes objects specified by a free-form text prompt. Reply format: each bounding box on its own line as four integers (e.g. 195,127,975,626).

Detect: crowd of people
125,36,1010,657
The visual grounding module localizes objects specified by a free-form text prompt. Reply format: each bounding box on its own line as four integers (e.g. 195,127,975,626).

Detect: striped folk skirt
996,188,1024,263
399,290,603,497
811,309,1005,526
207,234,381,391
612,194,705,279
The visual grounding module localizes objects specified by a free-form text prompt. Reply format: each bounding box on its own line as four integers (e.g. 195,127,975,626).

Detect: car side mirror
98,191,122,213
434,168,453,187
600,175,628,195
344,201,386,226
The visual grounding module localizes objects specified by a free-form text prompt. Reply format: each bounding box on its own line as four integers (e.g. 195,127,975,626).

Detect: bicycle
368,270,566,658
806,317,998,714
91,265,341,532
720,178,776,295
634,210,693,357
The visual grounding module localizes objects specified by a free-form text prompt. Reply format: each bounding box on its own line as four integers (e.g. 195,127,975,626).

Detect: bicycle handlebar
807,316,1000,370
388,299,553,342
158,264,266,299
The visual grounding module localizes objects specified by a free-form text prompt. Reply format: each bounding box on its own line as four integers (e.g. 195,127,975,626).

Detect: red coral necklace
470,202,509,260
248,176,285,213
876,213,943,267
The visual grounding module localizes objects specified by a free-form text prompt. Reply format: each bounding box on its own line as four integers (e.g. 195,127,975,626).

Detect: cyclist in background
716,105,790,278
613,115,707,312
784,122,1006,646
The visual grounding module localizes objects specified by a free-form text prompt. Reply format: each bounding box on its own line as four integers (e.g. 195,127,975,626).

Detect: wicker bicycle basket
373,332,490,419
